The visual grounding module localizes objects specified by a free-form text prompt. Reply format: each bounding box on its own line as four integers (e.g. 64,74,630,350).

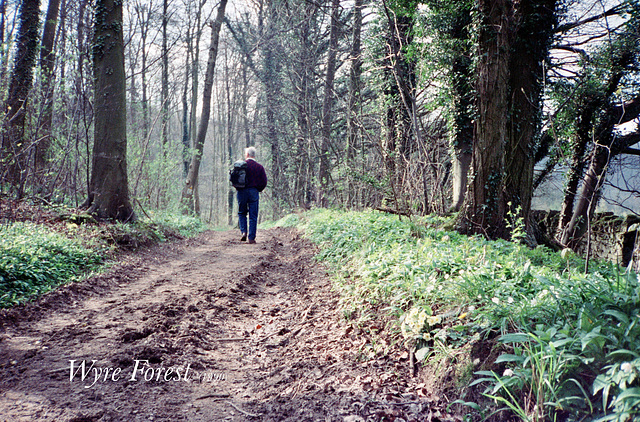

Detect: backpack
229,160,248,189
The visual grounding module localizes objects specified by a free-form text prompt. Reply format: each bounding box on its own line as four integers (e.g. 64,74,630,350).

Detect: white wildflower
507,297,514,304
621,362,633,373
427,315,442,326
503,369,514,377
401,307,428,340
492,297,500,305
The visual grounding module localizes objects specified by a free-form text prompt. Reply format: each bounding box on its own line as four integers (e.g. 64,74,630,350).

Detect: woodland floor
0,227,455,421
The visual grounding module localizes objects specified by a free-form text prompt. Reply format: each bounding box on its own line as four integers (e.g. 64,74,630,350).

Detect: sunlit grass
0,210,208,307
285,209,640,422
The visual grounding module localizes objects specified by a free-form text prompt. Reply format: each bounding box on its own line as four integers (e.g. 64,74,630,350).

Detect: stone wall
533,211,640,271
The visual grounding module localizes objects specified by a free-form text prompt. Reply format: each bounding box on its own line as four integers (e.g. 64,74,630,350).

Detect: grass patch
0,222,104,307
0,207,208,308
283,209,640,422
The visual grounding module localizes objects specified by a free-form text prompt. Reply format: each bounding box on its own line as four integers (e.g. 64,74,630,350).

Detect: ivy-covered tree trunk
457,0,513,238
381,0,417,208
88,0,134,221
556,103,595,240
504,0,557,241
559,27,640,248
562,94,640,248
446,3,473,212
458,0,556,241
1,0,40,196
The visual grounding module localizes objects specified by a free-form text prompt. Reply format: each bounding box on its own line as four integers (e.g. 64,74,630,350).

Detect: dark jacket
245,158,267,192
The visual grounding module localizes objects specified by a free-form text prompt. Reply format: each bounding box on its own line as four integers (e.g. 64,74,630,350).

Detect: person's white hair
245,146,257,158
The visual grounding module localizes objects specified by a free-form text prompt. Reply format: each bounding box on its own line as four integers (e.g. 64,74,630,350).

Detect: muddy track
0,228,441,421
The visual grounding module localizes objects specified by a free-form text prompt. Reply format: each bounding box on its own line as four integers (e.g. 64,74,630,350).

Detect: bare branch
556,4,625,34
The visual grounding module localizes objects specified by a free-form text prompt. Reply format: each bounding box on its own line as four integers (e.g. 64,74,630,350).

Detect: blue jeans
237,188,259,240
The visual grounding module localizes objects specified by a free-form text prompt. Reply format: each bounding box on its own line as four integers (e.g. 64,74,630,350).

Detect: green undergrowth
0,209,207,308
277,209,640,422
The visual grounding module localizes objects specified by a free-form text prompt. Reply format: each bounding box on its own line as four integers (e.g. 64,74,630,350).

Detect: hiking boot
248,239,256,244
241,233,247,241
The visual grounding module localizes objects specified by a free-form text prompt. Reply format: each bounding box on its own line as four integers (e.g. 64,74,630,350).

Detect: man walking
237,146,267,244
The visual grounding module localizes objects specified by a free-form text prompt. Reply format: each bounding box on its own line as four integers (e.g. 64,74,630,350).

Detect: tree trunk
225,52,235,226
1,0,41,196
293,1,316,209
241,62,251,148
561,95,640,248
346,0,362,208
190,1,204,156
559,38,640,248
457,0,513,238
0,0,6,85
161,0,169,154
318,0,340,207
457,0,555,241
556,107,594,239
181,38,191,177
262,0,284,217
138,4,150,142
447,5,473,212
381,0,417,206
35,0,61,176
504,0,557,242
88,0,134,221
181,0,228,214
76,0,90,200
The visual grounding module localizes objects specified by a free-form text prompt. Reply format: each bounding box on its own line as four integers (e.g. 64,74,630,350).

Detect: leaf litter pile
0,227,454,421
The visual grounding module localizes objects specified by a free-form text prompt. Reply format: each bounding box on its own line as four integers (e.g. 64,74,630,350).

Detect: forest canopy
0,0,638,248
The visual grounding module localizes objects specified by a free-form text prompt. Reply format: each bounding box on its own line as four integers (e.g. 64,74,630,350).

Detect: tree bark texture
0,0,6,82
556,104,595,239
560,37,640,247
457,0,514,238
263,0,284,217
458,0,556,241
346,0,363,207
382,0,417,203
504,0,557,240
447,5,473,212
1,0,40,195
161,0,169,153
181,46,191,177
89,0,134,221
318,0,340,207
293,1,316,209
562,94,640,248
35,0,61,175
181,0,228,214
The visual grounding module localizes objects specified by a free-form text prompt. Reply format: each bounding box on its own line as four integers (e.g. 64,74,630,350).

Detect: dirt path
0,228,441,421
